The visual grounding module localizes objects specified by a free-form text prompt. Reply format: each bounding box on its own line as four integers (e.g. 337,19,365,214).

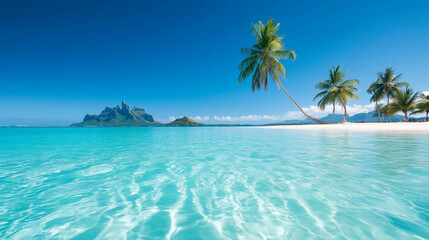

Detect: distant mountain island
71,101,422,127
71,100,203,127
274,111,408,125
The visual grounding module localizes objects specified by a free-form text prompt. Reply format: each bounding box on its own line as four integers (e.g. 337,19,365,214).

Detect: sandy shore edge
261,122,429,133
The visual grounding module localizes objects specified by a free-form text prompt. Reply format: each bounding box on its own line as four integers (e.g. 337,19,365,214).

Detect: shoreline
1,122,429,132
262,122,429,133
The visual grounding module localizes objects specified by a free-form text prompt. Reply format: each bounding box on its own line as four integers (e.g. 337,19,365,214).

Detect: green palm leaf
313,65,359,122
373,67,409,105
238,19,326,124
388,87,419,121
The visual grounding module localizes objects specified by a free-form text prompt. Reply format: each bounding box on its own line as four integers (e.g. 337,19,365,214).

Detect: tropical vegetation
313,65,359,123
369,67,409,105
377,103,388,121
411,94,429,121
239,19,427,124
238,19,326,124
166,116,205,126
383,88,419,121
366,68,428,122
367,82,384,122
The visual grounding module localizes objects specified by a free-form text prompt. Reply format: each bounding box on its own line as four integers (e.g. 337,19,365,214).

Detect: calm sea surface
0,127,428,239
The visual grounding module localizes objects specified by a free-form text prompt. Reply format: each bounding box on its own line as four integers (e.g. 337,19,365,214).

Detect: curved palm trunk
332,104,335,114
278,82,328,124
403,110,408,121
426,111,428,121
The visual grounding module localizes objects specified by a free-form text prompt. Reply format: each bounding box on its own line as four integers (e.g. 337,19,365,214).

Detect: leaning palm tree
238,19,326,124
387,87,419,121
313,65,359,123
410,94,429,121
370,67,409,105
367,82,385,122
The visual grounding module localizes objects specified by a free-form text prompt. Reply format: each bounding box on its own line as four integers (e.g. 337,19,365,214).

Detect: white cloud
423,91,429,96
212,103,378,122
191,116,210,121
158,103,390,124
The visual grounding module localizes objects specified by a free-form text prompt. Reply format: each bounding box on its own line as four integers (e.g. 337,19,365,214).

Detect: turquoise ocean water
0,127,428,239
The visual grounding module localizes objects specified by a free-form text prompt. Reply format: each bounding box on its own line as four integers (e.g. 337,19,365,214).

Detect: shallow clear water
0,127,428,239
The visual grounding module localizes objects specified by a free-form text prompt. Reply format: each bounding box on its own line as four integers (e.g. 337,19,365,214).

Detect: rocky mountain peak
72,100,202,126
118,100,134,119
121,100,130,111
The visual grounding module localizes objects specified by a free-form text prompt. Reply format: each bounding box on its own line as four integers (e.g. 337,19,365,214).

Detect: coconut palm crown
411,94,429,121
238,19,326,124
387,87,419,121
371,67,409,105
313,65,359,123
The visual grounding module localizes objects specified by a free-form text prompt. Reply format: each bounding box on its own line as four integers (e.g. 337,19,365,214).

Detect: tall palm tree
410,94,429,121
370,67,409,105
367,82,385,122
313,65,359,123
238,19,326,124
387,87,419,121
313,66,341,114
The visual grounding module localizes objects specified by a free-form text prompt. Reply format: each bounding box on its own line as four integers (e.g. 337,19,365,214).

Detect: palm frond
241,47,259,57
238,55,258,70
313,65,359,121
268,56,286,79
313,90,328,101
238,60,258,83
315,82,332,90
238,18,294,90
341,79,360,86
389,87,419,114
394,81,409,88
271,49,296,61
410,108,424,116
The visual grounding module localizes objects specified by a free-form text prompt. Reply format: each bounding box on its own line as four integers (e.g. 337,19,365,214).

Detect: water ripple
0,127,428,239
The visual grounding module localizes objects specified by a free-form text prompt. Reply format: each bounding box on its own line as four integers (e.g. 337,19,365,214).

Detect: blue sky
1,0,428,125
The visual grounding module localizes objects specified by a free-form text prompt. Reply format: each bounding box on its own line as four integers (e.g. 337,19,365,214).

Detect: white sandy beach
263,122,429,133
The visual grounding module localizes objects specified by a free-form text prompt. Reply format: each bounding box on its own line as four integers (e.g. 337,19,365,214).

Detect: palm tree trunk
278,82,328,124
333,104,335,114
375,100,380,122
340,100,347,123
403,110,408,121
426,111,428,121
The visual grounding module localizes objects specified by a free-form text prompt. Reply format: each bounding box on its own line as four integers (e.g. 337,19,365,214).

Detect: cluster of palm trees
238,19,429,123
367,67,428,122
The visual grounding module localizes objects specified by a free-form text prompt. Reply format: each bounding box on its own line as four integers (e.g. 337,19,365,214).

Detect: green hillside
166,117,205,126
